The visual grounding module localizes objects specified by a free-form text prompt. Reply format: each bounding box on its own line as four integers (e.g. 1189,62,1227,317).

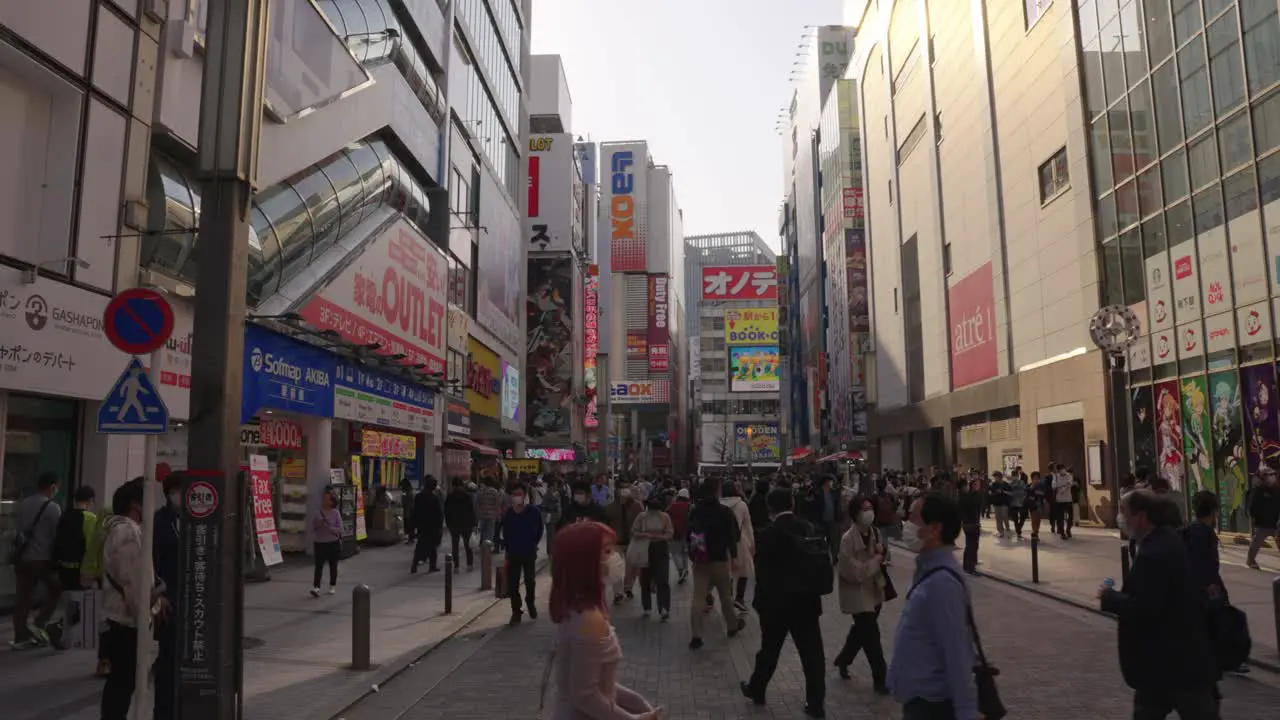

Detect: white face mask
902,521,924,552
857,510,875,526
574,493,588,504
602,550,626,587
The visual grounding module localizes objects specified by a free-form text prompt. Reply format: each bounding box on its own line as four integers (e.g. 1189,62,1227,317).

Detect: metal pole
480,540,493,591
444,554,454,614
1120,545,1132,585
1031,536,1040,584
1273,576,1279,659
597,351,610,477
132,348,161,720
352,585,372,670
185,0,269,717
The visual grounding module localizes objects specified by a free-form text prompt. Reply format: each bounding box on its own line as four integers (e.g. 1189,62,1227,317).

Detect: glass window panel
1223,167,1258,221
319,151,363,235
1101,16,1128,105
1243,5,1280,96
1121,1,1147,85
1099,192,1119,237
1163,148,1190,201
1120,226,1146,303
1188,132,1219,190
1153,60,1184,150
1203,0,1233,20
1117,178,1140,228
1091,115,1114,194
1179,36,1213,136
1110,98,1135,181
247,205,283,299
1143,213,1168,257
1253,89,1280,154
1130,79,1158,168
1260,152,1280,205
1082,36,1107,118
1208,11,1246,114
1078,0,1100,44
1193,183,1224,233
1145,0,1175,64
1102,240,1125,306
1138,163,1163,215
1167,200,1194,245
1097,0,1120,27
1218,111,1253,171
1172,0,1203,44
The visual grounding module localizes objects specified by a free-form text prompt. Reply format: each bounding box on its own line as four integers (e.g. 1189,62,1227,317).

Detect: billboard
477,177,523,352
734,422,781,461
525,133,575,252
610,379,672,404
845,229,869,332
583,266,600,428
300,217,446,375
730,346,781,392
725,307,780,346
701,265,778,301
606,143,649,272
527,258,574,438
466,337,503,418
648,274,670,372
626,331,648,358
947,262,998,389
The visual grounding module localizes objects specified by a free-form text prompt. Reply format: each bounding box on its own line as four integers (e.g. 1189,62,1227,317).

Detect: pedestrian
805,475,843,565
1052,463,1077,539
476,477,503,549
547,521,662,719
605,483,642,604
632,493,674,620
444,478,477,571
1027,470,1047,539
748,478,771,533
958,478,983,575
559,480,607,528
667,488,692,584
687,477,744,649
887,492,979,720
541,475,564,555
1245,467,1279,569
10,472,64,649
591,475,613,507
310,490,342,596
48,485,99,649
152,474,184,720
411,477,444,574
99,478,167,720
721,480,756,614
400,476,417,544
833,497,889,694
1008,471,1029,540
502,483,543,624
1099,489,1220,718
988,471,1011,539
740,488,829,718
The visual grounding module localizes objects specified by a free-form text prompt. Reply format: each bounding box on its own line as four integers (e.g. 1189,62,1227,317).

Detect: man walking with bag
10,472,63,649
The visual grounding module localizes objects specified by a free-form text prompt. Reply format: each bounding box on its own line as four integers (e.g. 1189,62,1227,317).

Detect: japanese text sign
701,265,777,301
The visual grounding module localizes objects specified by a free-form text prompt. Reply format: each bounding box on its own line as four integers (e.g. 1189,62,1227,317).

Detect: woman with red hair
549,522,663,719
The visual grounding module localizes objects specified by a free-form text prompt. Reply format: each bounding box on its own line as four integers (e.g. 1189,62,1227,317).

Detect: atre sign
947,262,998,389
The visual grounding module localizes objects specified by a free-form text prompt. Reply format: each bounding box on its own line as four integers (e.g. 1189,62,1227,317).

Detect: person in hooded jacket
559,480,607,529
721,480,756,614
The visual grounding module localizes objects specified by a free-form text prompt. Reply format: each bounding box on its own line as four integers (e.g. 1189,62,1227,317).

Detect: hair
1123,488,1180,528
37,472,58,490
73,486,96,504
849,495,875,518
549,522,616,623
321,490,337,508
1192,490,1219,521
919,492,963,545
721,480,740,498
696,476,720,501
766,487,793,514
509,482,528,495
112,478,145,516
162,471,185,495
755,479,771,497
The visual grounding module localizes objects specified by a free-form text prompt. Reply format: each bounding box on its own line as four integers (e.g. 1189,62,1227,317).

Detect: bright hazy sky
530,0,842,253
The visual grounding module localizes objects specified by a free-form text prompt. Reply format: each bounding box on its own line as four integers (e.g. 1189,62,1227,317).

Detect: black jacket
748,492,771,532
153,505,181,601
1184,522,1223,597
752,512,823,618
443,489,475,534
1100,526,1218,692
688,498,738,563
413,491,444,542
1249,483,1280,528
958,490,983,525
557,499,606,529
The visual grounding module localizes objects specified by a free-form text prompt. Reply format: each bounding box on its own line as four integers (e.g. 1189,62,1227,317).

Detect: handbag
908,567,1006,719
8,499,52,564
625,538,650,569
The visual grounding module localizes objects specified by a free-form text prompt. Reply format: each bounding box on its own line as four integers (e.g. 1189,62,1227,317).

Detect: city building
598,141,687,473
684,232,780,470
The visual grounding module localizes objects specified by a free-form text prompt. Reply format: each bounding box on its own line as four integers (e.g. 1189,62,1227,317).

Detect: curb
887,540,1280,675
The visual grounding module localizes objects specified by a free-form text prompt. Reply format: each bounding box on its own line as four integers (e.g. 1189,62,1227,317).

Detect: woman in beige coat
833,497,889,693
720,481,755,613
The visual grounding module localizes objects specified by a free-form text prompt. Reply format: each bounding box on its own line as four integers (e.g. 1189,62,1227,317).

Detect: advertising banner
1146,251,1173,332
734,422,781,461
466,337,503,418
610,379,671,404
1154,379,1185,492
1239,301,1271,346
1170,238,1201,321
242,324,336,422
1153,328,1175,365
502,361,520,423
350,456,367,541
946,262,998,389
845,229,869,332
527,448,575,461
526,133,575,252
1132,385,1155,473
729,346,781,392
626,331,648,358
1181,375,1213,495
527,257,573,438
478,184,524,353
1177,319,1203,360
446,398,471,437
1198,225,1232,315
842,187,864,219
332,359,434,434
1208,370,1246,531
248,456,283,566
583,266,599,428
300,218,447,374
503,459,540,474
359,430,417,459
1241,363,1279,482
648,274,670,372
701,265,778,301
725,307,780,346
1204,312,1234,353
1231,208,1267,304
447,304,469,352
257,416,303,451
606,143,649,272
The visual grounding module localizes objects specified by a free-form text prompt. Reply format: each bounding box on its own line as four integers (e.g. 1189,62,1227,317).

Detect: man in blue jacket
501,483,543,625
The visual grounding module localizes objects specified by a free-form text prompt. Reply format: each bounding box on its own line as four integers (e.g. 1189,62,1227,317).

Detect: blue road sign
98,357,169,434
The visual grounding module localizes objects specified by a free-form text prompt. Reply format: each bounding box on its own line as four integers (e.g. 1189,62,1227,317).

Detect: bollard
480,540,493,591
1120,545,1132,585
352,584,372,671
444,554,454,615
1273,576,1279,659
1030,536,1040,584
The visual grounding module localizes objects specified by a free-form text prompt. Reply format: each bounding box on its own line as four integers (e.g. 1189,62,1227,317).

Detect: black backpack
794,531,834,597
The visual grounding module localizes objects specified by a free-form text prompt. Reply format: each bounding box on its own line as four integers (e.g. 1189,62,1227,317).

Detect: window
1243,1,1280,95
1254,90,1280,154
1025,0,1052,29
1039,147,1070,202
1091,115,1113,194
897,115,926,165
1145,0,1175,65
1188,132,1219,190
1178,36,1212,137
1207,8,1245,115
1218,112,1253,172
1163,148,1190,202
1152,60,1184,151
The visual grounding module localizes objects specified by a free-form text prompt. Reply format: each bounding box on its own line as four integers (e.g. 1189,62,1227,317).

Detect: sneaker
624,589,634,600
509,612,522,626
1247,561,1261,570
28,625,49,645
728,617,746,637
327,586,337,595
613,593,624,606
688,637,703,650
9,638,41,651
310,587,321,597
528,605,538,620
660,611,670,622
803,704,826,718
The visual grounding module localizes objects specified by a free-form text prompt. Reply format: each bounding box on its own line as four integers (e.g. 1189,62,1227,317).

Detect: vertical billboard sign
299,218,446,374
526,134,574,252
845,229,869,332
648,274,670,372
526,258,573,439
607,144,648,272
947,262,998,389
583,266,600,428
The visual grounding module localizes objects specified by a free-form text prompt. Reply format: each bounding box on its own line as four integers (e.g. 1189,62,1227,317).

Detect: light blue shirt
886,547,978,719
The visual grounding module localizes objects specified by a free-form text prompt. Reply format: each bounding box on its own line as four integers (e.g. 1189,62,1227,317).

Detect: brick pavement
345,556,1280,720
2,541,512,720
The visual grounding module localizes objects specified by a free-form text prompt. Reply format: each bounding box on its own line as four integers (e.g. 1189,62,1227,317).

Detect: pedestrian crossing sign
97,357,169,434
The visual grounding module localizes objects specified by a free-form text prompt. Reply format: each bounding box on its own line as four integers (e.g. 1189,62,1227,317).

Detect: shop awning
818,452,847,462
789,448,813,460
447,437,501,456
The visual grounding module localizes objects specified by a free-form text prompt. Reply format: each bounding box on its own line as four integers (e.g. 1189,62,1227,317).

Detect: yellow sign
529,136,554,151
360,430,417,459
503,459,541,474
466,337,502,418
281,458,307,480
725,307,779,346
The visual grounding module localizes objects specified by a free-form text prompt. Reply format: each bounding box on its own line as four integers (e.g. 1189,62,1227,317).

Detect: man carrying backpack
741,487,829,718
686,477,743,649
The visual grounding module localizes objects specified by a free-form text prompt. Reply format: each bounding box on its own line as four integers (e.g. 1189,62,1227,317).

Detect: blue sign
241,325,336,423
333,362,435,410
98,357,169,434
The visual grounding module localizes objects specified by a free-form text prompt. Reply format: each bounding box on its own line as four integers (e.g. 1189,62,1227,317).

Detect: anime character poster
1181,376,1213,496
525,258,574,440
1208,371,1246,532
1131,386,1156,474
1153,380,1185,492
1241,364,1280,475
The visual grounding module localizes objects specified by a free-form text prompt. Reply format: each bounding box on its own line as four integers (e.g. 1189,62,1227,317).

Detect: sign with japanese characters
842,187,864,219
359,430,417,459
725,307,780,346
647,274,669,372
1170,238,1201,322
332,360,434,434
525,133,575,252
177,471,225,714
583,267,600,428
701,265,778,301
1197,225,1232,317
241,325,336,423
248,456,283,566
466,337,503,418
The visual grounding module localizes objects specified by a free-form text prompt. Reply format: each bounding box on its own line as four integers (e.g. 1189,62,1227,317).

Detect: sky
529,0,842,253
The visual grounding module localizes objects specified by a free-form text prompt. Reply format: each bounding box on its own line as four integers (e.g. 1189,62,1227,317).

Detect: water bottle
1102,577,1115,590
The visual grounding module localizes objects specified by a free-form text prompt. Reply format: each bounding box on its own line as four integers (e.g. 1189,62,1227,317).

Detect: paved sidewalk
343,553,1280,720
2,542,515,720
950,518,1280,664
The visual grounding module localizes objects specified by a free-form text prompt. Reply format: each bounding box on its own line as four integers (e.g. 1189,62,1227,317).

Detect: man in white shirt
1051,463,1076,539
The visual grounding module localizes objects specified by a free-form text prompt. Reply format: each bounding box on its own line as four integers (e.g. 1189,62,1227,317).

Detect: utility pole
182,1,269,718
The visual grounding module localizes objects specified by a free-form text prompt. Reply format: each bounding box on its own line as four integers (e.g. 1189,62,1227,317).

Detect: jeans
545,521,557,555
450,528,475,568
507,553,537,615
690,561,736,638
1052,501,1074,536
833,608,886,687
639,542,671,613
1246,526,1278,565
670,540,689,576
100,621,137,720
962,523,980,573
1010,506,1028,536
12,560,61,642
746,611,825,710
1132,685,1220,719
478,518,497,547
993,505,1010,536
313,541,340,588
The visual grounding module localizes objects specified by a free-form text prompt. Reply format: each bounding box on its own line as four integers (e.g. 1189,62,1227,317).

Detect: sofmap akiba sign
947,262,998,389
300,218,448,374
701,266,778,301
648,274,669,372
466,337,503,418
607,144,648,272
241,325,336,422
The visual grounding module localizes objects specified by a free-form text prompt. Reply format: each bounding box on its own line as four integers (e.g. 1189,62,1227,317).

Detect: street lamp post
746,425,754,475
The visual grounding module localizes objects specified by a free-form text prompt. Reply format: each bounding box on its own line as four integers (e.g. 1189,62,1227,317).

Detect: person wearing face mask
605,484,643,604
1246,467,1280,569
152,473,184,720
502,484,544,624
1099,490,1220,718
833,497,889,694
560,480,607,529
632,494,674,620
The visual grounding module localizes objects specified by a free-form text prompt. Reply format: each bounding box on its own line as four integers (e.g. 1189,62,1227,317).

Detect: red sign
1174,255,1193,279
466,355,499,397
527,155,541,217
701,265,778,301
584,267,599,428
947,262,998,389
103,288,175,355
842,187,864,219
299,218,447,374
626,331,648,357
258,416,303,450
648,274,670,372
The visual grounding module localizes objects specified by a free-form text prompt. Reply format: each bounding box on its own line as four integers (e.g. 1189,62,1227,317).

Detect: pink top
553,612,654,719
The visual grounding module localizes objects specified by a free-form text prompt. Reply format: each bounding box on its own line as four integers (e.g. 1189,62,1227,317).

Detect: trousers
746,611,825,710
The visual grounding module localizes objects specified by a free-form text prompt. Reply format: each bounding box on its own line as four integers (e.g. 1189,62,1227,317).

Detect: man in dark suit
1099,489,1220,719
804,475,844,565
411,477,444,573
742,488,827,718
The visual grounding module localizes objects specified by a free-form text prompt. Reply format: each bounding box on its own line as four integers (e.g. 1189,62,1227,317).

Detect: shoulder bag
8,499,53,564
